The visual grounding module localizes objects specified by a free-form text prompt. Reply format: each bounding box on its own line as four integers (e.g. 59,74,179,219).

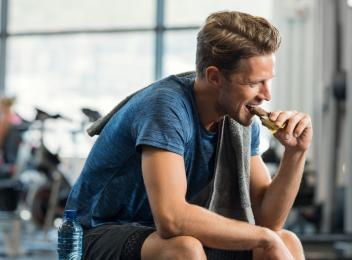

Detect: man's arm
250,152,306,230
141,146,292,256
250,111,312,230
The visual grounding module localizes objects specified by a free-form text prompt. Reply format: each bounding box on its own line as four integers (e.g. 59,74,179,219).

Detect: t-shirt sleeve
131,88,190,156
250,120,260,156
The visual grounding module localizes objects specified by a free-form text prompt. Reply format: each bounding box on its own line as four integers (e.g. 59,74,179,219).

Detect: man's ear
205,66,223,89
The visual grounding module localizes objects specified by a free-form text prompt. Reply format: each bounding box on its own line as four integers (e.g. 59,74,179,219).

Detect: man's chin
228,114,253,126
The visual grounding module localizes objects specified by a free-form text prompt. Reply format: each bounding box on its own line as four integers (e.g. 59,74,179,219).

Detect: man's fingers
269,110,282,121
268,110,312,140
293,116,312,137
284,112,306,137
269,110,297,128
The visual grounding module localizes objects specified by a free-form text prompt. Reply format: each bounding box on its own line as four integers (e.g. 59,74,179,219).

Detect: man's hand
269,110,313,152
255,229,295,260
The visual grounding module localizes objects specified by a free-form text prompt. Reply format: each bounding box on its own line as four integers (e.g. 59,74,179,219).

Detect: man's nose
258,82,272,101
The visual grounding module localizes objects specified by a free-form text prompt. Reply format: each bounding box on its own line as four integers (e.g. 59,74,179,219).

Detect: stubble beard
217,85,252,126
223,102,252,126
216,98,245,125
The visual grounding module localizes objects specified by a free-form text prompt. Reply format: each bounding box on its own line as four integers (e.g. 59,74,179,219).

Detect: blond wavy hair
196,11,281,79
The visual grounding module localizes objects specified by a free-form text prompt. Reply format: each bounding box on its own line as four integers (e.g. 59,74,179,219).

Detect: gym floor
0,218,56,260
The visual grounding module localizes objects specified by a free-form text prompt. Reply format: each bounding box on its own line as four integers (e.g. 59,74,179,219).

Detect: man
66,11,311,260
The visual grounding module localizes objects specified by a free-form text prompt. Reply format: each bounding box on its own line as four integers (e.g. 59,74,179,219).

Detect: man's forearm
158,202,274,251
257,149,307,229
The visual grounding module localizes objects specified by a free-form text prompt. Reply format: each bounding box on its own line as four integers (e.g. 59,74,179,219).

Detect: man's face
217,54,275,126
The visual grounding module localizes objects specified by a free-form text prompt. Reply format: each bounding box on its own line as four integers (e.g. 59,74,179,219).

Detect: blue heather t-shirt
66,74,260,228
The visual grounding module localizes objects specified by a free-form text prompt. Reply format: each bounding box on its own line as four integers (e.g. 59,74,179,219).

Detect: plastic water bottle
57,209,83,260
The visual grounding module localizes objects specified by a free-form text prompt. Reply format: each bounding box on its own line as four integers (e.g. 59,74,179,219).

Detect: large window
4,0,156,119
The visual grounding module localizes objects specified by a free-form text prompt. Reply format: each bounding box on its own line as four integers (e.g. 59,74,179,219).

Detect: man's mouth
245,104,256,115
246,104,267,117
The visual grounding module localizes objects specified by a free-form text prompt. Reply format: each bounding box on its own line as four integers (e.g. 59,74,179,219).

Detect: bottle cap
64,209,77,220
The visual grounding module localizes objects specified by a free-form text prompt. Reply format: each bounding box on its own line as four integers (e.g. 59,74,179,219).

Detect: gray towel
186,115,255,225
209,115,255,224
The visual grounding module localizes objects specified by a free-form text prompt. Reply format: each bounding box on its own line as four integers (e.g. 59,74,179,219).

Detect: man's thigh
142,232,252,260
141,232,206,260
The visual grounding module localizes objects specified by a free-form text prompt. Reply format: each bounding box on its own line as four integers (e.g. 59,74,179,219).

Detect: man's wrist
283,148,307,160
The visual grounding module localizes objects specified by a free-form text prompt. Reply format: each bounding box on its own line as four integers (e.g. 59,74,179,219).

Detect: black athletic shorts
83,223,155,260
83,223,252,260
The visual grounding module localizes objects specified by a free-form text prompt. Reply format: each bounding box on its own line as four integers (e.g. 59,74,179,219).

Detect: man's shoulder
135,74,195,109
150,73,195,93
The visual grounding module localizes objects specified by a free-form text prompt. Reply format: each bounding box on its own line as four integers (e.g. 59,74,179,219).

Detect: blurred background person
0,96,24,178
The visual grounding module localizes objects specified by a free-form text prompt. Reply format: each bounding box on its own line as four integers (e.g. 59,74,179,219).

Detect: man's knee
276,229,302,247
142,232,206,260
276,229,305,259
163,236,206,260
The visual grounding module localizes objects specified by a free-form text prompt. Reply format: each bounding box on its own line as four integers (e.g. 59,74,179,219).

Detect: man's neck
193,78,223,132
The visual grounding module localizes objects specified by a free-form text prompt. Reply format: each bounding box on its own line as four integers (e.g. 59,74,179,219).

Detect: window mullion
0,0,8,93
155,0,164,80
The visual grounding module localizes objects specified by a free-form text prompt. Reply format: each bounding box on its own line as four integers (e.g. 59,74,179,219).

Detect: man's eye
249,82,260,88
